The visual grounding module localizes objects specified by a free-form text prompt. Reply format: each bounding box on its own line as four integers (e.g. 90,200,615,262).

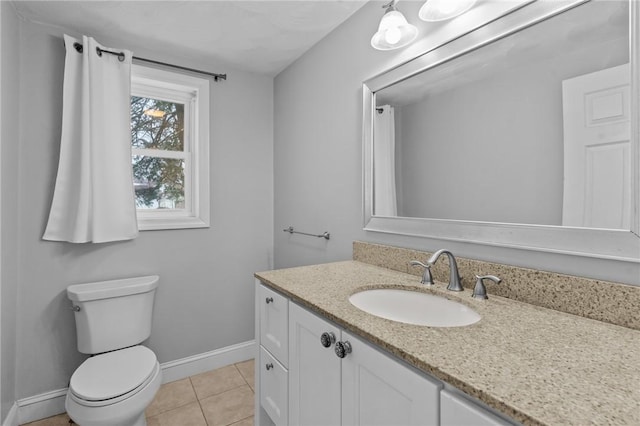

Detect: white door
562,64,631,229
288,303,342,426
341,331,441,426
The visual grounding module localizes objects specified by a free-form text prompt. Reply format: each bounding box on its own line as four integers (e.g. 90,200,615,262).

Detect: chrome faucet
410,249,463,291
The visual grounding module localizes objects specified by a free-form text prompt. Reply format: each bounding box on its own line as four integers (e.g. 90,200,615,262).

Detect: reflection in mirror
374,0,630,230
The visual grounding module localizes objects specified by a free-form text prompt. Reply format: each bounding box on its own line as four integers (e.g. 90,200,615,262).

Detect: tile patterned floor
22,359,255,426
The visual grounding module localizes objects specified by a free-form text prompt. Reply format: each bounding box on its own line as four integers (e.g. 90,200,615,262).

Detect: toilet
65,275,162,426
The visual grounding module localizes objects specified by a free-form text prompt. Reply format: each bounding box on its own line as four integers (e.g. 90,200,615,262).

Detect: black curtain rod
72,42,227,82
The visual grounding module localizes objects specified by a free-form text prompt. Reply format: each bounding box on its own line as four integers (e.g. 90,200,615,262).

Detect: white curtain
373,105,398,216
43,35,138,243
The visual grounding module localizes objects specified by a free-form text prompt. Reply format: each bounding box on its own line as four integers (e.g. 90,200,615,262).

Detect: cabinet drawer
441,390,513,426
260,346,288,426
259,284,289,366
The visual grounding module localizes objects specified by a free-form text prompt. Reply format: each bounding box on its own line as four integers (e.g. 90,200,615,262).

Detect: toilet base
66,362,161,426
130,413,147,426
67,409,147,426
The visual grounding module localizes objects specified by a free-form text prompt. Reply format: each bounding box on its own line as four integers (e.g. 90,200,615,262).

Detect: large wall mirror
363,0,640,262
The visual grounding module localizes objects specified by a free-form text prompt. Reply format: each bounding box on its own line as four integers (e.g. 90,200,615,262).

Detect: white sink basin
349,289,481,327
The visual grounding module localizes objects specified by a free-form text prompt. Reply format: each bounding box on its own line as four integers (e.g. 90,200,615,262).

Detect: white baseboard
14,340,256,424
17,389,67,425
1,402,18,426
160,340,256,383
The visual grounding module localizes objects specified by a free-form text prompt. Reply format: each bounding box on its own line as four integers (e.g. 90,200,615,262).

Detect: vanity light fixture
371,0,418,51
419,0,477,22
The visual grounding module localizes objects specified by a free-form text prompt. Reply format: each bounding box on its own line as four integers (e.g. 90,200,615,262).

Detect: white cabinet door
289,303,342,426
441,390,513,426
341,331,441,426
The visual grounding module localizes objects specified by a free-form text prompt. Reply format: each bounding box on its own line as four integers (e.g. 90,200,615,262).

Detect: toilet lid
70,346,157,401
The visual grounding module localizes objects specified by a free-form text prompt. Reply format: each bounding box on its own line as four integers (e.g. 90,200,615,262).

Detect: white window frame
131,65,210,230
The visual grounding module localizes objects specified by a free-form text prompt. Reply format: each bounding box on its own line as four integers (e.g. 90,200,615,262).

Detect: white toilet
65,275,162,426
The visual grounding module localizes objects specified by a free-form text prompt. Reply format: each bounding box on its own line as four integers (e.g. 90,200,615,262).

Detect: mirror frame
363,0,640,263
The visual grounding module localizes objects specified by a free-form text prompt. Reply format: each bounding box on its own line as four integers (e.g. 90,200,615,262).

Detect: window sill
138,216,209,231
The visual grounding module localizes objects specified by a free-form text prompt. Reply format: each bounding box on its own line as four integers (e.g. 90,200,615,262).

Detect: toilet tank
67,275,159,354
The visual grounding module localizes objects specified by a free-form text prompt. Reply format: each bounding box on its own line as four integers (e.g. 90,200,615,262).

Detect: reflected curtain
43,35,138,243
373,105,398,216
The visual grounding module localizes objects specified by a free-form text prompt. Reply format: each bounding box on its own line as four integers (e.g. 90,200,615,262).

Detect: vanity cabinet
256,280,516,426
288,302,441,426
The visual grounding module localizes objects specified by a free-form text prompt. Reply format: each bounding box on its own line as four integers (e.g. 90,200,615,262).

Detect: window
131,65,210,230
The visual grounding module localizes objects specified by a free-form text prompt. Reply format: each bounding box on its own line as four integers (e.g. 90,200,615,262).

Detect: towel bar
283,226,330,240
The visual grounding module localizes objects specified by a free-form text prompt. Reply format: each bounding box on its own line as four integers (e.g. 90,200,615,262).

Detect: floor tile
22,359,257,426
145,378,197,418
235,359,255,391
147,401,207,426
21,413,71,426
200,385,254,426
229,416,254,426
190,364,247,400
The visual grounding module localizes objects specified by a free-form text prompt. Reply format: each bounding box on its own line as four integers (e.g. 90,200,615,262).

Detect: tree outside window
130,64,209,230
131,96,186,209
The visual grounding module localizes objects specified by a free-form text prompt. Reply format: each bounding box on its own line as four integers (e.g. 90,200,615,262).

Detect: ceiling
10,0,369,76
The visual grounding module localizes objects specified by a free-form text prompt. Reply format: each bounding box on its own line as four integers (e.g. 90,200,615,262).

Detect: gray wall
11,18,273,400
273,0,639,285
1,1,20,420
274,1,408,269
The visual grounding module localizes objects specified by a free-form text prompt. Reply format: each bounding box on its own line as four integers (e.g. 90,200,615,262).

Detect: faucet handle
472,275,502,299
409,260,435,286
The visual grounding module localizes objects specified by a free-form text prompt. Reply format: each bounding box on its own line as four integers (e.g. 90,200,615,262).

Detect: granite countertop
255,261,640,426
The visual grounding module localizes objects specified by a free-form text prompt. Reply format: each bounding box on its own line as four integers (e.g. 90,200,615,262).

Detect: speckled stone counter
353,241,640,330
255,261,640,426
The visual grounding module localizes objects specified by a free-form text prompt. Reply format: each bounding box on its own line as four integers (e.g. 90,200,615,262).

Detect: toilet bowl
65,276,161,426
66,346,162,426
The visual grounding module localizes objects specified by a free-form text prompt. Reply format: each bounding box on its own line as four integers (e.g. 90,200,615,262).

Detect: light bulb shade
419,0,477,22
371,9,418,51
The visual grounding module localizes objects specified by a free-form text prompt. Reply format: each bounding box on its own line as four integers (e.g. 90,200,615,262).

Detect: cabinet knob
265,297,274,304
265,363,274,371
320,332,336,348
335,341,352,358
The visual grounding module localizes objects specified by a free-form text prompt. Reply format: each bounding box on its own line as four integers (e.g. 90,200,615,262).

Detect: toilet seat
70,346,158,405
